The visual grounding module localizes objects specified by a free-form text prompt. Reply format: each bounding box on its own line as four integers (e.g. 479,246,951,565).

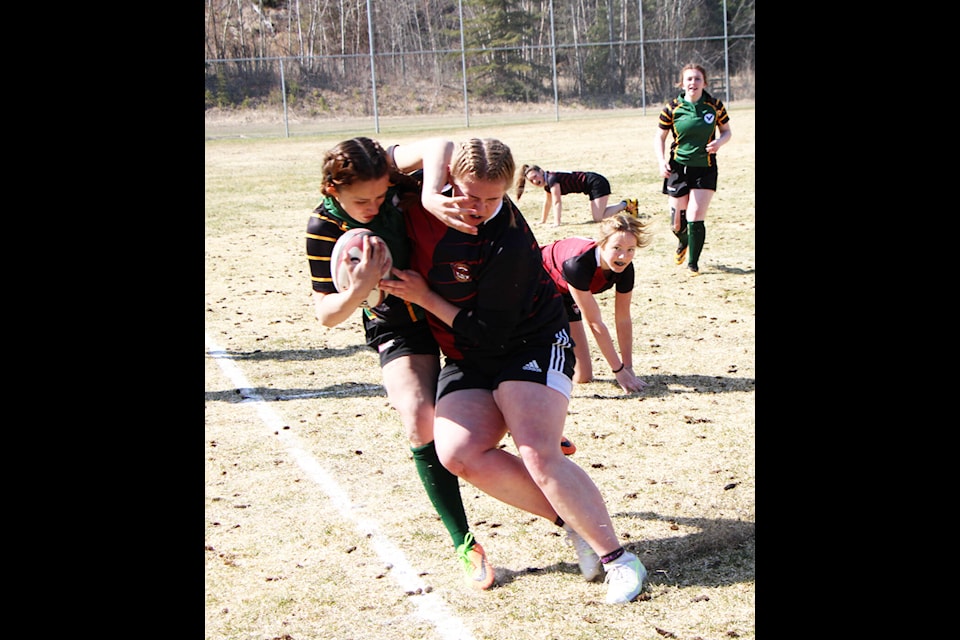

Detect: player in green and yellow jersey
654,63,733,275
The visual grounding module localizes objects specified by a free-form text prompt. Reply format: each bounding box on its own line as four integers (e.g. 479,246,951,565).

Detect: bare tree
203,0,753,112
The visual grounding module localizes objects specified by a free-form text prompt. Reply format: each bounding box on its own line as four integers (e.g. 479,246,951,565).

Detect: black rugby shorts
662,162,718,197
586,173,612,200
436,342,575,401
369,320,440,368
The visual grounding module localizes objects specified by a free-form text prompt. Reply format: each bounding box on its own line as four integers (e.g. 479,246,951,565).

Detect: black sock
601,547,626,564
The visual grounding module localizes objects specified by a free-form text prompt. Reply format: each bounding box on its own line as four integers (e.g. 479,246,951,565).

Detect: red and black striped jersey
542,171,591,196
541,237,634,296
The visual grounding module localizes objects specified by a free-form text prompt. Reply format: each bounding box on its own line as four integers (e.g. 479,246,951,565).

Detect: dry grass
205,107,754,640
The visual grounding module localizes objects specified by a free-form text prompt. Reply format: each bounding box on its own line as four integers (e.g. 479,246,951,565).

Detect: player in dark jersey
515,165,638,226
540,213,653,393
381,138,647,604
654,63,732,276
304,137,496,590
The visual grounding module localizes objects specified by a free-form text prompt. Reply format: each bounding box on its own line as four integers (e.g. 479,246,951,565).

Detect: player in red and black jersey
382,138,648,604
515,165,637,226
541,213,653,393
654,63,732,275
399,179,565,363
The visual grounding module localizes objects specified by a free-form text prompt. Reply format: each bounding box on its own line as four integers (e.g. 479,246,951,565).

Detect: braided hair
320,136,422,202
319,137,389,196
449,138,516,189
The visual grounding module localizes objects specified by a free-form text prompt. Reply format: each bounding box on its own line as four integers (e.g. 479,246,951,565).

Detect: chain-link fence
205,4,754,139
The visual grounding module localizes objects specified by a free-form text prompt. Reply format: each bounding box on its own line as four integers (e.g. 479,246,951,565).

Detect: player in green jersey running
654,63,732,275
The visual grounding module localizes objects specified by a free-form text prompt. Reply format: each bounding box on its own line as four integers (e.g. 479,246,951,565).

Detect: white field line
205,333,475,640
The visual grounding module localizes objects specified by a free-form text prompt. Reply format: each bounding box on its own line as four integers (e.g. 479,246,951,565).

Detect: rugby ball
330,228,393,308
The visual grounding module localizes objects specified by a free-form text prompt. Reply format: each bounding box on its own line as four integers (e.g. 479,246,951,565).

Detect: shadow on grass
205,344,386,402
711,262,755,275
205,381,386,403
621,512,755,589
206,345,368,362
205,372,754,403
492,512,755,590
575,373,755,399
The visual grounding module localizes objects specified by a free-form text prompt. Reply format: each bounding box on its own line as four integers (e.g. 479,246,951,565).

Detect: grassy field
205,107,755,640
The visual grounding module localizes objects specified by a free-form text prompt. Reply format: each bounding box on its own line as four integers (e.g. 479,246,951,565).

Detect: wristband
612,363,624,374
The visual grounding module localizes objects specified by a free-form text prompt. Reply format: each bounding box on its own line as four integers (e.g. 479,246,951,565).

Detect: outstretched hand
422,191,479,235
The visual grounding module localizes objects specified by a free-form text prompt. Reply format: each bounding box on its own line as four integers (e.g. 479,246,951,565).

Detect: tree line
204,0,755,113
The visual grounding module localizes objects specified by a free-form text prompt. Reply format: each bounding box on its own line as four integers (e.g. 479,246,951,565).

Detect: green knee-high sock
671,209,688,248
411,441,471,549
688,220,705,266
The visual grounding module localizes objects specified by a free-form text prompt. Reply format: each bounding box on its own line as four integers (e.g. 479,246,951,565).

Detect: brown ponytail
516,163,531,200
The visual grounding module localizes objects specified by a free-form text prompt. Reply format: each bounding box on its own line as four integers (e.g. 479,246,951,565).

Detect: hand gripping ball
330,228,393,308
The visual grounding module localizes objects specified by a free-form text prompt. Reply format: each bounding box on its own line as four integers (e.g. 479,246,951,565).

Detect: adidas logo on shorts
522,360,542,373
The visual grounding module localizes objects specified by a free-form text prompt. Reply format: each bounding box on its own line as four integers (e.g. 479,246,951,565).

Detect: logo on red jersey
452,262,472,282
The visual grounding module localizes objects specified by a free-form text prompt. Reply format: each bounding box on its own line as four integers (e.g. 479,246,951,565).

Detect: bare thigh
591,195,610,220
381,353,440,447
435,388,508,461
494,381,567,451
686,189,715,221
